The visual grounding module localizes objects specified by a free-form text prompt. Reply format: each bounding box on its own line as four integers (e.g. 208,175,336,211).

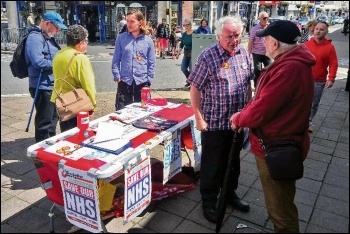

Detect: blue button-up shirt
112,32,156,85
187,43,253,131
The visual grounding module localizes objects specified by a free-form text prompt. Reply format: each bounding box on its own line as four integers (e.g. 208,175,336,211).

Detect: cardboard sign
124,152,152,223
58,165,102,233
163,129,182,184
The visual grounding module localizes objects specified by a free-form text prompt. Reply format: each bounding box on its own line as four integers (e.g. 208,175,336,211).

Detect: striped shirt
187,43,253,131
249,24,267,55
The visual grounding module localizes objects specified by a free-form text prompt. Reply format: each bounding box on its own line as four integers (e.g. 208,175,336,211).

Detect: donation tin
77,111,89,138
141,86,151,108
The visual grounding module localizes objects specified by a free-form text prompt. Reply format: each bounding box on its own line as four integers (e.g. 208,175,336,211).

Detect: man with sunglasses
25,11,67,142
248,11,272,88
187,16,253,223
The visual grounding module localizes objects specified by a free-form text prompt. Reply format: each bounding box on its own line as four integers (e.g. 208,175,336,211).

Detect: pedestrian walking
51,25,97,132
231,20,315,233
248,11,272,88
26,12,36,29
305,21,338,133
25,12,67,142
156,18,170,59
112,9,156,111
187,15,252,223
176,18,193,87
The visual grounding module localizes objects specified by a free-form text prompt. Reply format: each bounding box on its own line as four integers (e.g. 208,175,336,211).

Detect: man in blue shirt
112,10,156,110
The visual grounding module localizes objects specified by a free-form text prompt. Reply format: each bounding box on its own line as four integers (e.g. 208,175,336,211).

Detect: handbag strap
53,52,81,95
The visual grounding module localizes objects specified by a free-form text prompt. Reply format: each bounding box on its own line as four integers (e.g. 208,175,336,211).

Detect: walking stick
216,130,238,233
25,69,43,132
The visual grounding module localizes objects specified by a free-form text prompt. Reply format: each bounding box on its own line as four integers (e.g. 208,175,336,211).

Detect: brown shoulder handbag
54,53,94,122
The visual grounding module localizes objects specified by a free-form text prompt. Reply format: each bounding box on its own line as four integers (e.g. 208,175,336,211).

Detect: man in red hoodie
230,20,316,232
305,21,338,133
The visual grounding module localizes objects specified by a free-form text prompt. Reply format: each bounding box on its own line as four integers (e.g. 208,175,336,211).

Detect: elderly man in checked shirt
187,16,253,223
248,11,272,88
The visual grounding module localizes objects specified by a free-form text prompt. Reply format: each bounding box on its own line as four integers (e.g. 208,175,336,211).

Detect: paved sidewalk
1,75,349,233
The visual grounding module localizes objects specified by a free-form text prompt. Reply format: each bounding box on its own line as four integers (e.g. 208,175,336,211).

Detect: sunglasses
262,17,269,20
50,21,59,30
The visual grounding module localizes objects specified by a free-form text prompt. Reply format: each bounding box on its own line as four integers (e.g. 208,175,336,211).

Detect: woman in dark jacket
195,19,212,34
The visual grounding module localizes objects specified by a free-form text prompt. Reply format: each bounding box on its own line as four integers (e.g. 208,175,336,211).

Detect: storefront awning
259,1,281,6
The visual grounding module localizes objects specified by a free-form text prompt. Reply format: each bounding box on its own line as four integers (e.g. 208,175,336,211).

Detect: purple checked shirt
187,43,253,131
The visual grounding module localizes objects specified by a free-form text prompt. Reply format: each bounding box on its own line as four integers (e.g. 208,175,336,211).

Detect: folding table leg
48,203,56,233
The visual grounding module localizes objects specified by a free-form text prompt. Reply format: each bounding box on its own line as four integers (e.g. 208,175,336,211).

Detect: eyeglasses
221,34,240,42
50,22,59,30
183,24,190,27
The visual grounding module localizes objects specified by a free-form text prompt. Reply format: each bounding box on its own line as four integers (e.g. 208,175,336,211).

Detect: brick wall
182,1,194,22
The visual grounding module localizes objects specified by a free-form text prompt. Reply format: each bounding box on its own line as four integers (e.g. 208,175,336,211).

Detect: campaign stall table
27,102,202,233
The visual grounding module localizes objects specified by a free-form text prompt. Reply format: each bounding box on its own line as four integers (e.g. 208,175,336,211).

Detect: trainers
185,82,191,87
308,125,313,133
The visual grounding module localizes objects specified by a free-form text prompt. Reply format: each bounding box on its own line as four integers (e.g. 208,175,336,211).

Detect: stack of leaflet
80,122,132,155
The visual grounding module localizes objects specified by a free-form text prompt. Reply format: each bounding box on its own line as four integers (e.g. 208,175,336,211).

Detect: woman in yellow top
51,24,96,132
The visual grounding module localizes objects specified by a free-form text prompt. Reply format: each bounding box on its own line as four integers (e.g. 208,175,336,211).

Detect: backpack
10,31,41,79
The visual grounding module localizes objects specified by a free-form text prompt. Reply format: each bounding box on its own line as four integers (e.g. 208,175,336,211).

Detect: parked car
299,16,310,31
269,16,287,24
338,16,345,24
332,16,341,24
317,15,329,23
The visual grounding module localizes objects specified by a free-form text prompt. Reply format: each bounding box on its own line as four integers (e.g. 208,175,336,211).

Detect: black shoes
184,82,191,88
229,192,250,212
202,205,218,223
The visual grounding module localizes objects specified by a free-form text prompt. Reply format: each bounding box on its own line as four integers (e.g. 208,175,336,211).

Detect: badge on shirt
241,63,248,69
137,55,142,61
222,62,230,69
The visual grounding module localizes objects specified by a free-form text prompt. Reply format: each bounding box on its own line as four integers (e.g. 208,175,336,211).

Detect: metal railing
1,28,67,51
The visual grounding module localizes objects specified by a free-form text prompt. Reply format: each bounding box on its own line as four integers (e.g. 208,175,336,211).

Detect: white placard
124,153,152,223
190,119,202,167
163,129,182,184
58,165,102,233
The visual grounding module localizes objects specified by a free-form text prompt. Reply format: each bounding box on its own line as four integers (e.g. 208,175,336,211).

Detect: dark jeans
59,116,78,132
29,88,59,142
115,80,150,111
200,130,244,204
252,53,272,87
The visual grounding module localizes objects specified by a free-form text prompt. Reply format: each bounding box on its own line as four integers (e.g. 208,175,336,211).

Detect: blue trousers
181,55,192,79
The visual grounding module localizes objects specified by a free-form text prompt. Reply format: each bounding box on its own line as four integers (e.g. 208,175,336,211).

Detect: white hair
278,41,298,49
214,16,243,36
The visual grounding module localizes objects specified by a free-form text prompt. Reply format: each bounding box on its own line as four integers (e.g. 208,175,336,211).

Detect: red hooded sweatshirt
233,44,316,161
305,38,338,82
